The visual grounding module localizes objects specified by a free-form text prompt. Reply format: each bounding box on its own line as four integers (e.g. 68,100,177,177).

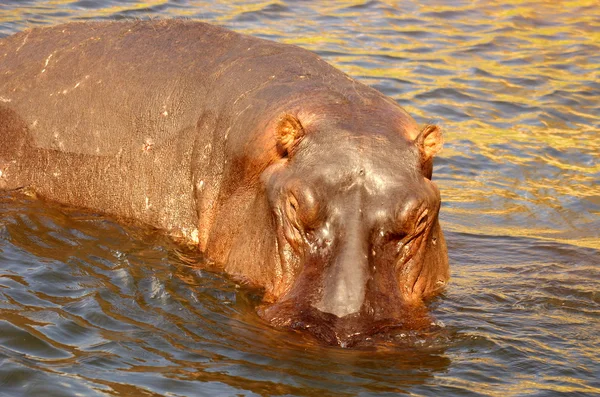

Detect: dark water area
0,1,599,396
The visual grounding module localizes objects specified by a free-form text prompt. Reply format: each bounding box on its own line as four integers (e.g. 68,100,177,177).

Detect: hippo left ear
276,114,305,158
415,124,443,162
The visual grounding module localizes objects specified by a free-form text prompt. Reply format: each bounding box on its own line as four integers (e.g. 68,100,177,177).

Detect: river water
0,1,598,396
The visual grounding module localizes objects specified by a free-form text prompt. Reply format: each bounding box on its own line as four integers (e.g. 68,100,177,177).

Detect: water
0,1,599,396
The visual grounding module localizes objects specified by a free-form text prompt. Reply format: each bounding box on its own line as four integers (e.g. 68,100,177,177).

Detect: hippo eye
414,209,428,235
285,194,299,225
286,183,321,230
393,198,429,240
296,191,321,228
393,198,418,237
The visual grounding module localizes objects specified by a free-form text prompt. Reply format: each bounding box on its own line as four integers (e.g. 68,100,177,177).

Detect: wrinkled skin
0,20,449,347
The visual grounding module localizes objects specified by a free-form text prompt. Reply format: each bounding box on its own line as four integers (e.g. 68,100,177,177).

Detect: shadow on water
0,192,454,396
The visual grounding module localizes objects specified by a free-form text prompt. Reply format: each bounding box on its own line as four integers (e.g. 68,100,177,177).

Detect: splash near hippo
0,20,448,347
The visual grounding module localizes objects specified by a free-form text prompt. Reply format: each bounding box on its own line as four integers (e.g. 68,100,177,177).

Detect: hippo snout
258,296,430,347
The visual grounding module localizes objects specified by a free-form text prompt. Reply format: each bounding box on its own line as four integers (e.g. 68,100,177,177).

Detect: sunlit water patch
1,1,599,396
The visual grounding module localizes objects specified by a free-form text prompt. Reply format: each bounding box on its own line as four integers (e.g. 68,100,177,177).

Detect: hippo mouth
257,298,434,348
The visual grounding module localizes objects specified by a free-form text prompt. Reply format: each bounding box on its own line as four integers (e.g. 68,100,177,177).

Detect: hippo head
257,111,449,347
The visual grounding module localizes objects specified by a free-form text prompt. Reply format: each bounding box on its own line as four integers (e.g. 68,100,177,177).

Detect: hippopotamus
0,20,449,347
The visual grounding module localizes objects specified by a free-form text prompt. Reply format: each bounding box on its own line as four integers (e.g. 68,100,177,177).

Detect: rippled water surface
1,1,599,396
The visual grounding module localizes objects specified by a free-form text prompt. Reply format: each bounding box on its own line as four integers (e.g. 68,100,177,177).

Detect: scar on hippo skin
142,138,155,153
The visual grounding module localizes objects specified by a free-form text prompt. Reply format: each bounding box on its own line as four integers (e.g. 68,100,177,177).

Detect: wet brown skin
0,20,449,347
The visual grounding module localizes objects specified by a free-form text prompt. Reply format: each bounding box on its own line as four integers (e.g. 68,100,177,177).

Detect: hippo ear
415,124,443,179
415,124,443,162
277,114,305,157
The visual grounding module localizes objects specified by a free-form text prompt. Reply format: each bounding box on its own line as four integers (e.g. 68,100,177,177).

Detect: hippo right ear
415,124,443,161
415,124,443,179
276,114,305,158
